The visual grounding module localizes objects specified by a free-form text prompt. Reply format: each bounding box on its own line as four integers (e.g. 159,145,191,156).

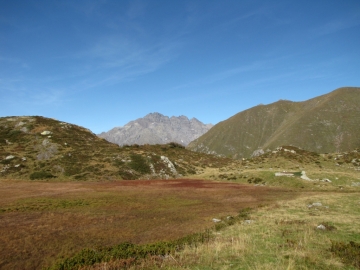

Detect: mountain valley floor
0,178,292,269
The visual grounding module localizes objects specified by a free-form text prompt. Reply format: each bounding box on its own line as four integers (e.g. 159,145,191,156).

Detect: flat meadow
0,178,292,269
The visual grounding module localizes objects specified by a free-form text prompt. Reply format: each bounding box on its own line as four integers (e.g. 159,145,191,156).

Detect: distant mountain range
187,87,360,158
98,112,213,146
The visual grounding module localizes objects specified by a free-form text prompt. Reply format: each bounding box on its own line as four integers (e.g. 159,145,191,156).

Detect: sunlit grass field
123,191,360,270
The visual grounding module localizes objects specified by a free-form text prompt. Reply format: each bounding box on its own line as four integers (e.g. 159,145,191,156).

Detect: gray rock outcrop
98,113,213,146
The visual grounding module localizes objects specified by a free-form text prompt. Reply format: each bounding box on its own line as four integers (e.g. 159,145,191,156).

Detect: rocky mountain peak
98,113,213,146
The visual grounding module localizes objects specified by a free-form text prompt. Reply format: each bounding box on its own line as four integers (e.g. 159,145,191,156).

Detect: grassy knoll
193,147,360,192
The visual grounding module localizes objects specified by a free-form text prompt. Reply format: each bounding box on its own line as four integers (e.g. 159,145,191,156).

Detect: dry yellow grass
123,191,360,270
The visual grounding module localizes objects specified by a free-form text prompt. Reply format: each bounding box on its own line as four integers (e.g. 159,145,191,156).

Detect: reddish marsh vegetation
0,179,292,269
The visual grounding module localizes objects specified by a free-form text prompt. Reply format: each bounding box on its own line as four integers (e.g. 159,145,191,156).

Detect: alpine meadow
1,1,360,269
1,87,360,269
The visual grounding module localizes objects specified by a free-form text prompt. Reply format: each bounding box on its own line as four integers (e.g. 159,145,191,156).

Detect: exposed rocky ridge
98,112,213,146
187,87,360,158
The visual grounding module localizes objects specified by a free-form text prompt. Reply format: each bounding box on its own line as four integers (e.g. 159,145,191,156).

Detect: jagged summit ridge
98,112,213,146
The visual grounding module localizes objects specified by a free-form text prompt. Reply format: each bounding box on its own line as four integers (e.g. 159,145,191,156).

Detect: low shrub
330,241,360,268
247,177,264,184
238,207,252,219
50,231,213,270
118,169,136,180
168,142,185,149
30,171,55,180
129,154,151,174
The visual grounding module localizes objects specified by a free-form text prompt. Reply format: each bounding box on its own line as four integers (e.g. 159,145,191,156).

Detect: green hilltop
187,87,360,159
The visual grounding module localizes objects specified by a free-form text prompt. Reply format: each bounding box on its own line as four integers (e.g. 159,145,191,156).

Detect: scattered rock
20,127,29,133
212,218,221,223
160,156,177,175
35,141,58,160
275,172,295,177
316,223,337,231
243,220,254,225
284,148,296,154
300,171,312,181
42,139,50,146
1,165,10,173
316,224,326,230
52,165,65,174
251,149,264,157
41,131,52,135
308,202,323,208
5,155,15,160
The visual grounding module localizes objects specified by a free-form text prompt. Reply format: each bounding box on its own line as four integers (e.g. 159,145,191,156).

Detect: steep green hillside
0,116,235,181
188,87,360,158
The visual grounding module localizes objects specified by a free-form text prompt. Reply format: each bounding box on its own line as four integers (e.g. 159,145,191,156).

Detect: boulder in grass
41,131,52,135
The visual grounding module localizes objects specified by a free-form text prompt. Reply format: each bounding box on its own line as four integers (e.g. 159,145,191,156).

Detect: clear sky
1,0,359,133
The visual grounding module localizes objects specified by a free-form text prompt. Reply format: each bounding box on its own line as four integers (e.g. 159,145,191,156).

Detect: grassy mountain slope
188,87,360,158
0,116,235,181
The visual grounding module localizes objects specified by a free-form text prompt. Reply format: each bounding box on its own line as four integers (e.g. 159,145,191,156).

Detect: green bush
238,208,252,219
30,171,55,180
168,142,185,149
247,177,264,184
7,130,22,139
129,154,151,174
119,169,136,180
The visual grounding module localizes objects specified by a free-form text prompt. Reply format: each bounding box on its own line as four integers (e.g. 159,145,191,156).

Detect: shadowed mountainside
187,87,360,158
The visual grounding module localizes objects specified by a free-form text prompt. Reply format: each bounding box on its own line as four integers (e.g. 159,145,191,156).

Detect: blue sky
1,0,359,133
